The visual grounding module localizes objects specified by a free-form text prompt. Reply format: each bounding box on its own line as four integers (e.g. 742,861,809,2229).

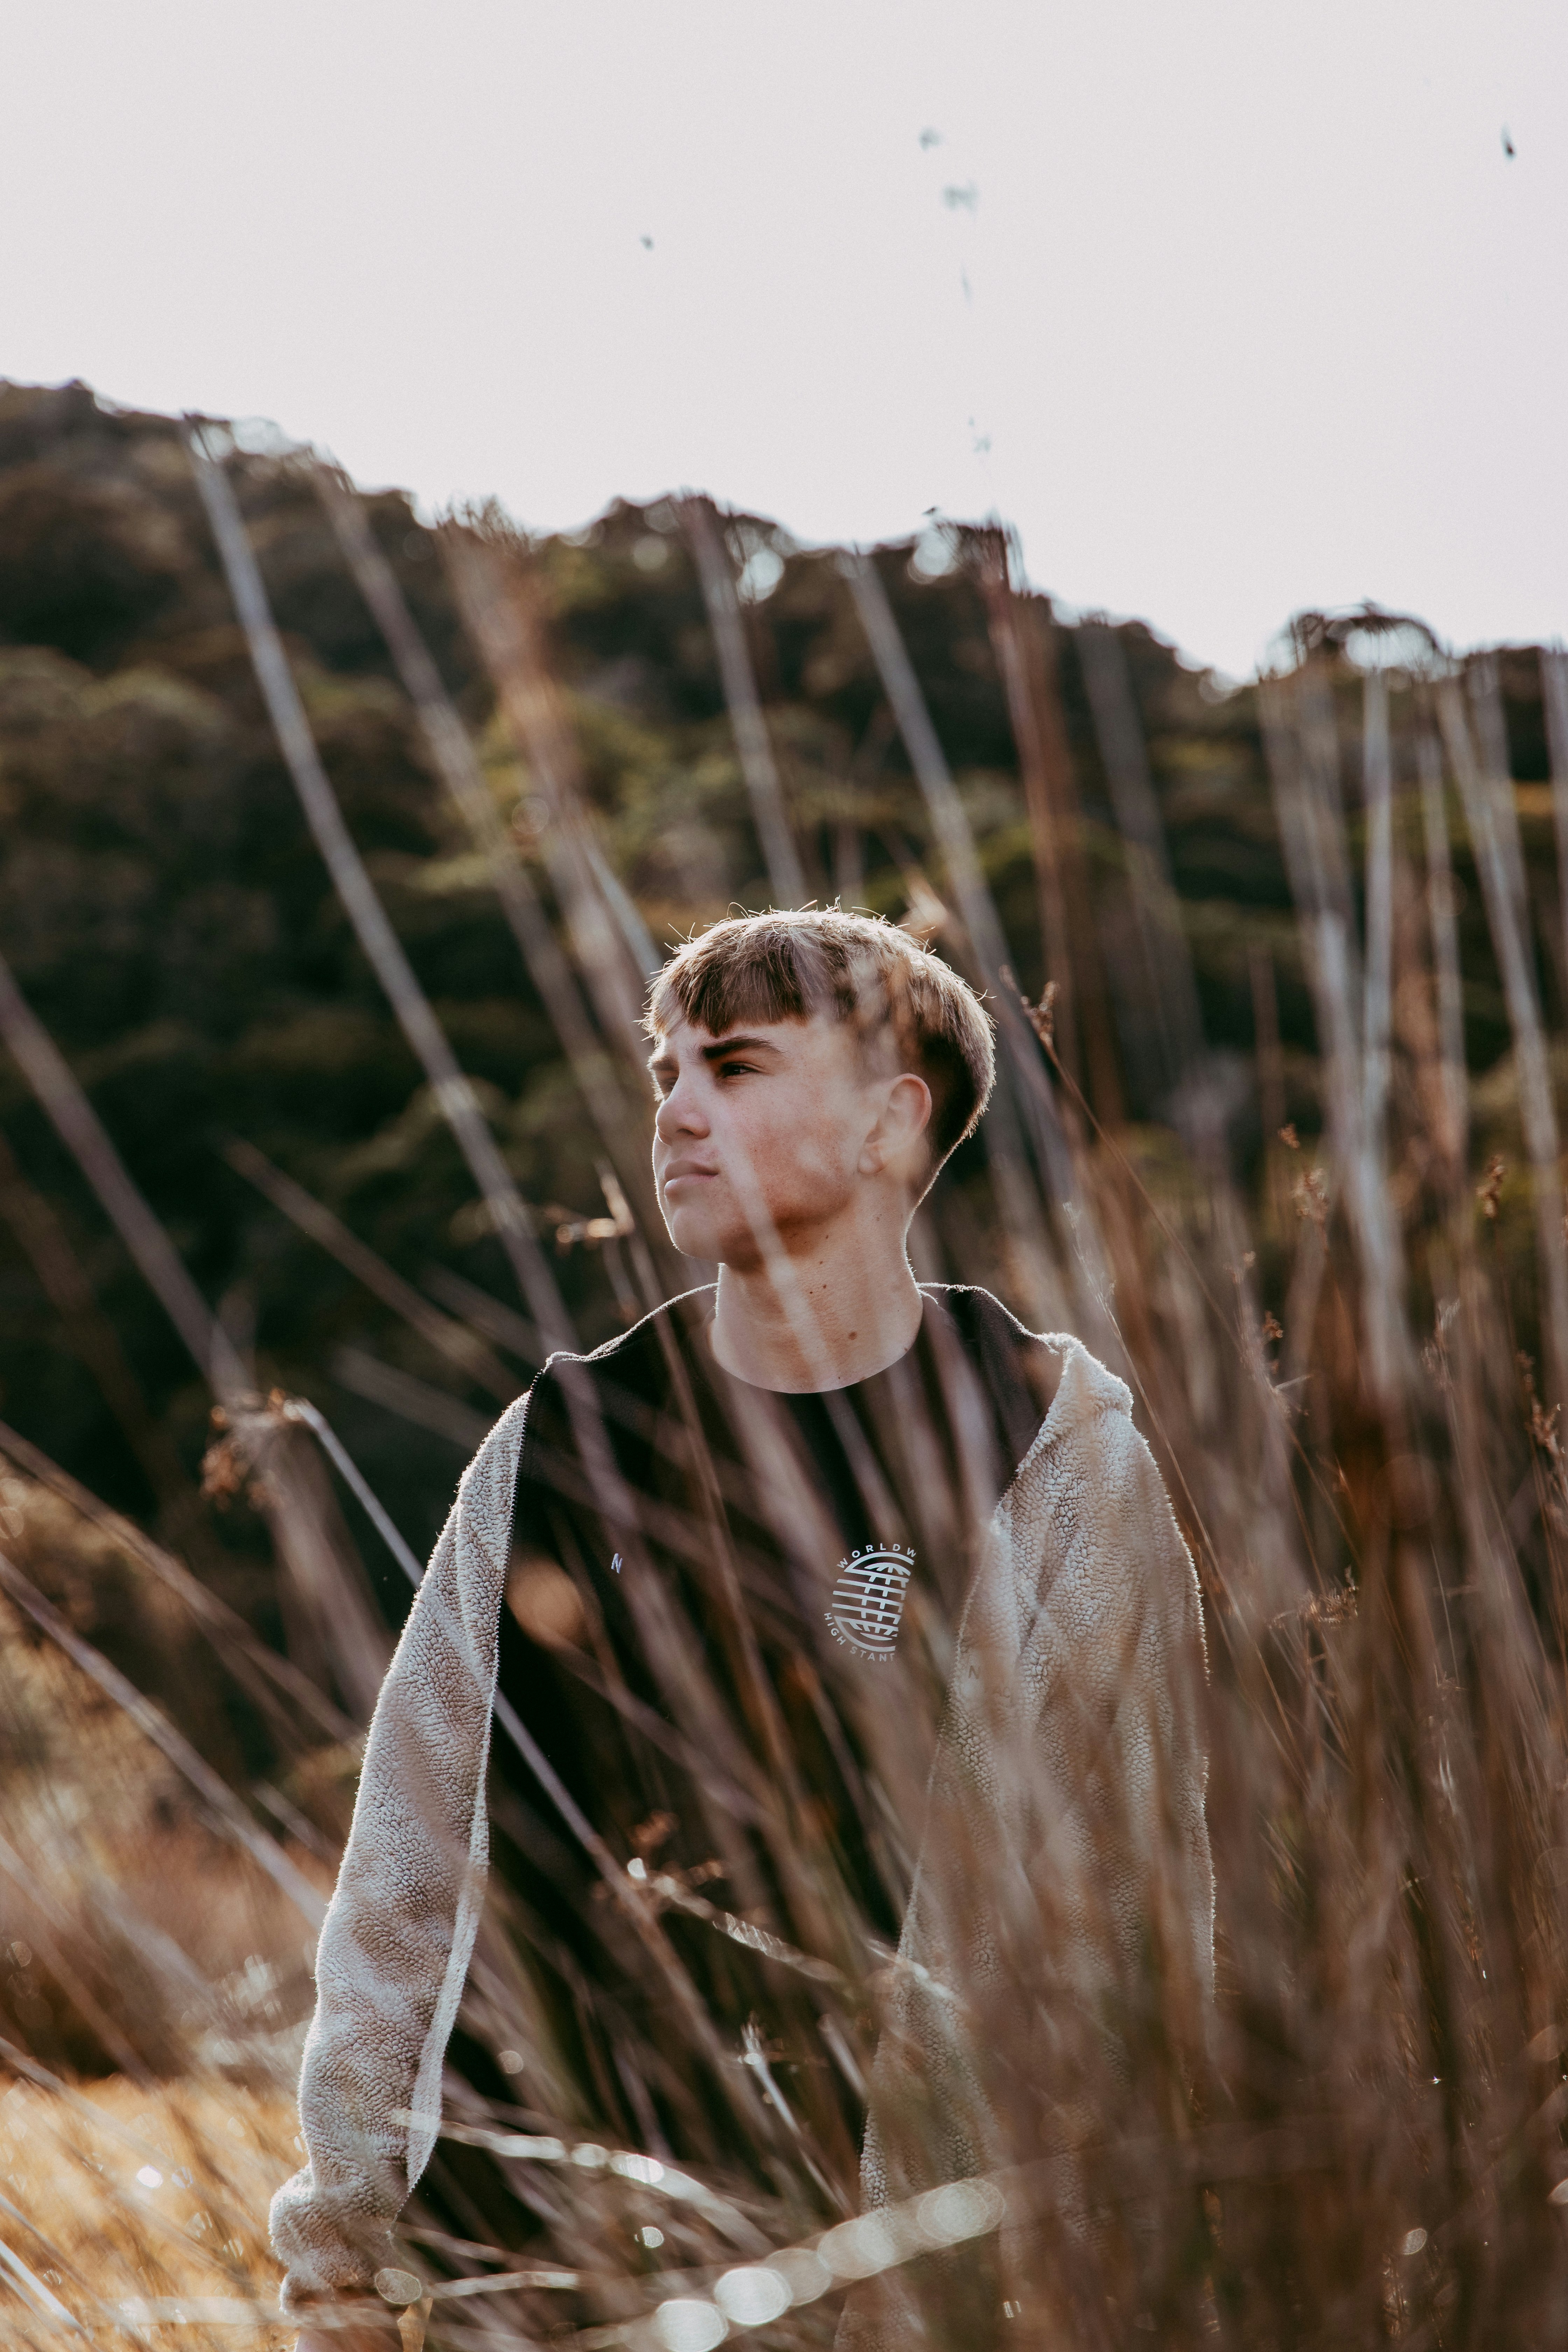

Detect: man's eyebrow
645,1032,783,1075
699,1034,782,1062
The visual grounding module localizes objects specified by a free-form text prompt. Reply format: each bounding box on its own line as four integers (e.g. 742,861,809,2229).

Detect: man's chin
660,1204,722,1261
661,1204,759,1268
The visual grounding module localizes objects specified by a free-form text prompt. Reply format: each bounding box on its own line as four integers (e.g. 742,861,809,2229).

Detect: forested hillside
1,380,1554,1594
7,377,1568,2344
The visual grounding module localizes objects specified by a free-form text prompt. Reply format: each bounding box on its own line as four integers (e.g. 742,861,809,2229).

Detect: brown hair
644,909,996,1169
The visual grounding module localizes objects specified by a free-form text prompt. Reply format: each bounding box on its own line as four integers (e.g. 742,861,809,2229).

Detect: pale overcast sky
4,2,1563,678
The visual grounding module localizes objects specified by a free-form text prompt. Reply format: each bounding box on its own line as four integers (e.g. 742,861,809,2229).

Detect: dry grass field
1,394,1567,2344
0,2075,299,2350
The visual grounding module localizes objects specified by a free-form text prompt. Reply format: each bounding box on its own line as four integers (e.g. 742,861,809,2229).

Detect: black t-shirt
432,1282,1058,2248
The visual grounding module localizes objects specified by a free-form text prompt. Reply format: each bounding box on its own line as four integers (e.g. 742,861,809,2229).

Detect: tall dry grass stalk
679,497,807,911
184,426,575,1357
0,454,1565,2348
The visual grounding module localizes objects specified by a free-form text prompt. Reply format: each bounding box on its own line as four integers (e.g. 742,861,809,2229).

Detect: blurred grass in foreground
0,385,1567,2343
0,2075,298,2349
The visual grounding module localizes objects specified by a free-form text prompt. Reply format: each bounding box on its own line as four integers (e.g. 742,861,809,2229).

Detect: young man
274,910,1212,2348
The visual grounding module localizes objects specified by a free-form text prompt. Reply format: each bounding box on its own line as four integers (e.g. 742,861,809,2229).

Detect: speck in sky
1,0,1562,678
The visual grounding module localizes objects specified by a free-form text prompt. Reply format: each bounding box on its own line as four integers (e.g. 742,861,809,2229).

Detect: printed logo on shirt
826,1545,915,1662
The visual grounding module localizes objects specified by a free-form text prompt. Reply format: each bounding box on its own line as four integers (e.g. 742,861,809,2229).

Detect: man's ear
859,1072,932,1176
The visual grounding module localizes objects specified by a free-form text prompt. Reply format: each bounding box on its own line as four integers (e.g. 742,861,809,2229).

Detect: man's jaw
658,1176,786,1275
657,1158,728,1260
658,1160,723,1232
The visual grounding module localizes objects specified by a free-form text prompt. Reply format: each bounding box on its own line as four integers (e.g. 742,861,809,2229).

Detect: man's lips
661,1163,720,1189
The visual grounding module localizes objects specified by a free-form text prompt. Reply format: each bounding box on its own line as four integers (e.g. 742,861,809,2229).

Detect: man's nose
654,1071,708,1142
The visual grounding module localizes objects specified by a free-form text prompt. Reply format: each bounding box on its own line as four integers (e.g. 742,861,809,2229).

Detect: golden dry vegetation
1,385,1567,2344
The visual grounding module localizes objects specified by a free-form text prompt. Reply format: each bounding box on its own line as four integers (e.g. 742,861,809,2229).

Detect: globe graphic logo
826,1547,914,1660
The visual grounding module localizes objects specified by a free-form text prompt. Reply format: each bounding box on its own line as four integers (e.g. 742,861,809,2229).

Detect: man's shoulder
920,1282,1068,1434
529,1285,714,1415
922,1281,1055,1350
567,1283,714,1364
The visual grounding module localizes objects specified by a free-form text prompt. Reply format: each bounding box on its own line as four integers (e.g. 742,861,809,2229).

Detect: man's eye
718,1059,758,1078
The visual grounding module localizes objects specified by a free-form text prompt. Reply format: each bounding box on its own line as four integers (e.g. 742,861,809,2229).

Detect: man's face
649,1013,889,1265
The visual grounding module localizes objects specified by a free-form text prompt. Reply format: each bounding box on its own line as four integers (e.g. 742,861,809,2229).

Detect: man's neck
707,1204,923,1393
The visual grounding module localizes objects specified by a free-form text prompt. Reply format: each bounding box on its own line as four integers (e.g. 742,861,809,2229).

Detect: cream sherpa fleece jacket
270,1336,1213,2313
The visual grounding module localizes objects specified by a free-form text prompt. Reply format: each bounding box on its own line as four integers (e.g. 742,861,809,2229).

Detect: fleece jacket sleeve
841,1340,1213,2347
268,1392,528,2312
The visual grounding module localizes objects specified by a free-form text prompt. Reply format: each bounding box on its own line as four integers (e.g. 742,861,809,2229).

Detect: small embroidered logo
611,1553,622,1575
825,1545,915,1661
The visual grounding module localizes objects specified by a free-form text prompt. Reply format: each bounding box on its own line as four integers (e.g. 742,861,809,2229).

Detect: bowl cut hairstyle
644,910,996,1172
